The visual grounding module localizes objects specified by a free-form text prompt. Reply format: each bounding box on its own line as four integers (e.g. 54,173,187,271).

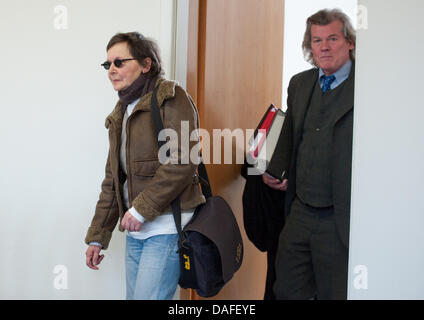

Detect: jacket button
193,174,199,184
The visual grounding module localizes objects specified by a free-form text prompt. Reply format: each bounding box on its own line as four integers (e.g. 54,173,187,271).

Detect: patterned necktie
321,75,336,93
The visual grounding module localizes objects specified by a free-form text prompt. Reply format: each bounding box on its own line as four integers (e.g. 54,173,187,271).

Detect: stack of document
247,104,286,180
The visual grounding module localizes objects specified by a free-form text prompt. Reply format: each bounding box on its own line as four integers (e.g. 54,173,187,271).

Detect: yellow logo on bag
183,254,190,270
236,243,242,263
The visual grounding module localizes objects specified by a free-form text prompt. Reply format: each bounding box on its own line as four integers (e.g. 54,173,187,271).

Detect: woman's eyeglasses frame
101,58,137,70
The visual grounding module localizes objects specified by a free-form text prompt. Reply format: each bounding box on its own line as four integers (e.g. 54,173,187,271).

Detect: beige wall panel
186,0,285,299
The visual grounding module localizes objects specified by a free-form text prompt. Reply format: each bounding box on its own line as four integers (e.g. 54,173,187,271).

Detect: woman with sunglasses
84,32,205,300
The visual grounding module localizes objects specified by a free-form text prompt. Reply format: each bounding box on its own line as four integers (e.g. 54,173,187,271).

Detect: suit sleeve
85,149,120,250
267,77,296,180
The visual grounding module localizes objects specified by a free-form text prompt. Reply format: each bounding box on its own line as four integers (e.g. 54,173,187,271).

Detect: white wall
348,0,424,299
282,0,357,110
174,0,189,90
0,0,176,299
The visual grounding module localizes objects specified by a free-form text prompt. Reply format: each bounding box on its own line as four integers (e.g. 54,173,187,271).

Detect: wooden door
183,0,285,300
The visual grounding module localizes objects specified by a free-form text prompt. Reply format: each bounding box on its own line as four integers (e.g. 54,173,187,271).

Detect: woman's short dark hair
107,32,163,77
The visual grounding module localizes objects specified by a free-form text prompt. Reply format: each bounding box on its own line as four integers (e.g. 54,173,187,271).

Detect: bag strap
149,85,211,248
197,160,212,199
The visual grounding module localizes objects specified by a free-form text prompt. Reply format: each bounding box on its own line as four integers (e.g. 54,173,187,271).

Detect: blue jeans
125,233,180,300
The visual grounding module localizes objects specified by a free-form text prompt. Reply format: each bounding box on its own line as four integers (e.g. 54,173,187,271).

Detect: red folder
247,104,287,180
250,105,279,158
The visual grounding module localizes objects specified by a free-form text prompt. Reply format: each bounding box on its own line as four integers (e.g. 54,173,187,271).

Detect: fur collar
105,78,177,129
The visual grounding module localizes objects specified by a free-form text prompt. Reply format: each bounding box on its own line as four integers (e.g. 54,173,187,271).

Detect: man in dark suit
263,9,356,299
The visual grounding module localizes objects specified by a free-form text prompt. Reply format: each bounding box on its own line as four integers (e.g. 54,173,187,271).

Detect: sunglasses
101,58,136,70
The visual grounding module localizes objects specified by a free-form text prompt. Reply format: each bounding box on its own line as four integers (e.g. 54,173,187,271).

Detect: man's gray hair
302,8,356,66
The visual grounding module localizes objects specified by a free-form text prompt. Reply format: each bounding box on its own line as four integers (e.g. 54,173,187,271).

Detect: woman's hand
121,211,143,232
262,173,288,191
86,245,104,270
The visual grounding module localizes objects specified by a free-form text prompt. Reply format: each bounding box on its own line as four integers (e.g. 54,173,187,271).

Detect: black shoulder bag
149,86,243,297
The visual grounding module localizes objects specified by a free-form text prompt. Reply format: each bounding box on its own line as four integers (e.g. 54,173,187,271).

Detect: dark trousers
264,243,278,300
273,197,348,300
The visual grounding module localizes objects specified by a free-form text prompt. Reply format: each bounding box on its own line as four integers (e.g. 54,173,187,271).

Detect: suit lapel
333,65,355,125
293,69,318,144
292,64,355,131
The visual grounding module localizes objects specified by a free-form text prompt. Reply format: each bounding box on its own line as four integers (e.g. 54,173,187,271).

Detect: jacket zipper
126,112,134,205
106,117,123,214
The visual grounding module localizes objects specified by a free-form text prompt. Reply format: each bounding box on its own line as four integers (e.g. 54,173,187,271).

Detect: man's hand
86,245,104,270
121,210,143,232
262,173,288,191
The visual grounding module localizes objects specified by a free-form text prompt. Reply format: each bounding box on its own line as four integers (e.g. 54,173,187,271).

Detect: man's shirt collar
319,59,352,90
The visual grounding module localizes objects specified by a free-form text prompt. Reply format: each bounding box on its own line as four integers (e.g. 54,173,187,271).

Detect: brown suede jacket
85,78,206,249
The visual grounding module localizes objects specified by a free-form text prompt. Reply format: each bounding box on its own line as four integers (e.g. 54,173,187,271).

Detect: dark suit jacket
241,161,285,300
273,64,355,248
241,162,286,252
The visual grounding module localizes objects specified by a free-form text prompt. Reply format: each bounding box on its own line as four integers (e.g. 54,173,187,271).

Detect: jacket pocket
132,159,161,177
